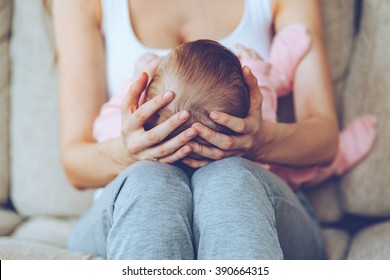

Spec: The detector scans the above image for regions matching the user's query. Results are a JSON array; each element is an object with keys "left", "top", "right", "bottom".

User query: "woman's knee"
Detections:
[
  {"left": 192, "top": 157, "right": 260, "bottom": 190},
  {"left": 115, "top": 161, "right": 192, "bottom": 212},
  {"left": 196, "top": 156, "right": 255, "bottom": 176},
  {"left": 191, "top": 157, "right": 283, "bottom": 259},
  {"left": 190, "top": 156, "right": 285, "bottom": 210}
]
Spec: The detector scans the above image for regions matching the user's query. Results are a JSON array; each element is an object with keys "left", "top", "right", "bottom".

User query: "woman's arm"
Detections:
[
  {"left": 261, "top": 0, "right": 338, "bottom": 165},
  {"left": 183, "top": 0, "right": 338, "bottom": 168},
  {"left": 54, "top": 0, "right": 197, "bottom": 189},
  {"left": 54, "top": 0, "right": 124, "bottom": 189}
]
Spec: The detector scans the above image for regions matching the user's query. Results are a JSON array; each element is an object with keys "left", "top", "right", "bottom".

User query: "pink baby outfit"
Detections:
[{"left": 93, "top": 24, "right": 377, "bottom": 189}]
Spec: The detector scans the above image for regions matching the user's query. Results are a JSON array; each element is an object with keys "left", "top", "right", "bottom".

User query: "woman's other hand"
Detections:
[
  {"left": 117, "top": 72, "right": 198, "bottom": 166},
  {"left": 182, "top": 66, "right": 265, "bottom": 168}
]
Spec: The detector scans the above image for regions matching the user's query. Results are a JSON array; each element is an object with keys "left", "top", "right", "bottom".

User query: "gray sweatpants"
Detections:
[{"left": 68, "top": 156, "right": 324, "bottom": 259}]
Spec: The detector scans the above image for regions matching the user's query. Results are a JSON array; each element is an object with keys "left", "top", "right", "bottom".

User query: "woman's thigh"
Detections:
[{"left": 191, "top": 156, "right": 324, "bottom": 260}]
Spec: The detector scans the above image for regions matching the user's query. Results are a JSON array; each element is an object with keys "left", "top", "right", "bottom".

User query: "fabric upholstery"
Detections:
[
  {"left": 0, "top": 0, "right": 11, "bottom": 205},
  {"left": 0, "top": 208, "right": 23, "bottom": 236},
  {"left": 320, "top": 0, "right": 355, "bottom": 111},
  {"left": 347, "top": 221, "right": 390, "bottom": 259},
  {"left": 11, "top": 216, "right": 77, "bottom": 248},
  {"left": 0, "top": 237, "right": 99, "bottom": 260},
  {"left": 305, "top": 180, "right": 344, "bottom": 223},
  {"left": 322, "top": 228, "right": 350, "bottom": 260},
  {"left": 341, "top": 0, "right": 390, "bottom": 216},
  {"left": 10, "top": 0, "right": 94, "bottom": 217}
]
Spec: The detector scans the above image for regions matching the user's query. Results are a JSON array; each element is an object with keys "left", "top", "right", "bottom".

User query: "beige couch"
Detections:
[{"left": 1, "top": 0, "right": 389, "bottom": 260}]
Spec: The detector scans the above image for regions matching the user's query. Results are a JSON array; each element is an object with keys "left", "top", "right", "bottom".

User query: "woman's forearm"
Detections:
[
  {"left": 61, "top": 138, "right": 134, "bottom": 190},
  {"left": 251, "top": 117, "right": 338, "bottom": 167}
]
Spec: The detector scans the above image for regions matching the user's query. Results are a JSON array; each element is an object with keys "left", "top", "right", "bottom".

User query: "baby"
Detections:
[
  {"left": 143, "top": 39, "right": 250, "bottom": 146},
  {"left": 93, "top": 24, "right": 377, "bottom": 189}
]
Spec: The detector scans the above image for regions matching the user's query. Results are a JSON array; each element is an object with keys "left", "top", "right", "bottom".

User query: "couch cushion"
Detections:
[
  {"left": 341, "top": 0, "right": 390, "bottom": 216},
  {"left": 347, "top": 220, "right": 390, "bottom": 259},
  {"left": 11, "top": 216, "right": 77, "bottom": 248},
  {"left": 305, "top": 180, "right": 344, "bottom": 223},
  {"left": 320, "top": 0, "right": 355, "bottom": 80},
  {"left": 0, "top": 0, "right": 11, "bottom": 205},
  {"left": 0, "top": 0, "right": 11, "bottom": 40},
  {"left": 322, "top": 228, "right": 350, "bottom": 260},
  {"left": 320, "top": 0, "right": 355, "bottom": 113},
  {"left": 0, "top": 237, "right": 99, "bottom": 260},
  {"left": 0, "top": 208, "right": 23, "bottom": 236},
  {"left": 10, "top": 0, "right": 94, "bottom": 217}
]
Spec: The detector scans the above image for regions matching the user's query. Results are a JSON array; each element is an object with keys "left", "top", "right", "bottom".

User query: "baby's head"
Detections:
[{"left": 144, "top": 40, "right": 249, "bottom": 145}]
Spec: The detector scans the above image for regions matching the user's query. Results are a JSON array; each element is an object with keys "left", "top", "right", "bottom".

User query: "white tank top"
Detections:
[{"left": 101, "top": 0, "right": 273, "bottom": 97}]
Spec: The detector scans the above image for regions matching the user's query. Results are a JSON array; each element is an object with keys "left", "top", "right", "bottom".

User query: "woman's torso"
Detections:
[{"left": 100, "top": 0, "right": 274, "bottom": 97}]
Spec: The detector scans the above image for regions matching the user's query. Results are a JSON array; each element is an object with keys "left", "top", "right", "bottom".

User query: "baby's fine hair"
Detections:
[{"left": 145, "top": 39, "right": 249, "bottom": 145}]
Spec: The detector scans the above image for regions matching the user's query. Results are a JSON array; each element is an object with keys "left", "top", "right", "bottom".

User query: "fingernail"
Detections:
[
  {"left": 186, "top": 129, "right": 196, "bottom": 138},
  {"left": 243, "top": 66, "right": 251, "bottom": 73},
  {"left": 179, "top": 110, "right": 189, "bottom": 120},
  {"left": 182, "top": 146, "right": 191, "bottom": 153},
  {"left": 210, "top": 112, "right": 219, "bottom": 120},
  {"left": 163, "top": 91, "right": 173, "bottom": 100}
]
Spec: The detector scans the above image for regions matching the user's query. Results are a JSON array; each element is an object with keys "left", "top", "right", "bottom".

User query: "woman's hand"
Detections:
[
  {"left": 182, "top": 66, "right": 265, "bottom": 168},
  {"left": 118, "top": 72, "right": 198, "bottom": 166}
]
